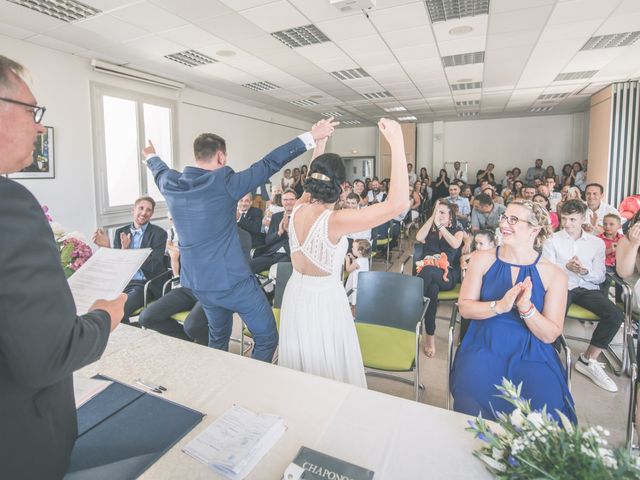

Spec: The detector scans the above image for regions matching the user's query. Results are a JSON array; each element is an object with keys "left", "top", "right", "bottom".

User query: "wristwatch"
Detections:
[{"left": 490, "top": 301, "right": 499, "bottom": 314}]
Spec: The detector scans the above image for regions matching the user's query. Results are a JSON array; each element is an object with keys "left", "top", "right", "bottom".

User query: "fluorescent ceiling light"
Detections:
[
  {"left": 165, "top": 50, "right": 217, "bottom": 67},
  {"left": 425, "top": 0, "right": 489, "bottom": 23},
  {"left": 271, "top": 24, "right": 329, "bottom": 48},
  {"left": 7, "top": 0, "right": 100, "bottom": 22}
]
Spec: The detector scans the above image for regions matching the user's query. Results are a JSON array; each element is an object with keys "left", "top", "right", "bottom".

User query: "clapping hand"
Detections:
[
  {"left": 515, "top": 276, "right": 533, "bottom": 311},
  {"left": 566, "top": 256, "right": 587, "bottom": 275},
  {"left": 628, "top": 223, "right": 640, "bottom": 246},
  {"left": 311, "top": 117, "right": 339, "bottom": 141},
  {"left": 120, "top": 232, "right": 132, "bottom": 249},
  {"left": 497, "top": 282, "right": 524, "bottom": 313},
  {"left": 92, "top": 228, "right": 110, "bottom": 248}
]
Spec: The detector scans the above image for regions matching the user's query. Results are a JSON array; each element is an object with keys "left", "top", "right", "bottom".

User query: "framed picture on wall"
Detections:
[{"left": 9, "top": 126, "right": 55, "bottom": 179}]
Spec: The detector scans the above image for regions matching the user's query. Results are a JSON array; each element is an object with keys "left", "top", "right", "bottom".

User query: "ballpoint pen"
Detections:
[{"left": 135, "top": 378, "right": 167, "bottom": 394}]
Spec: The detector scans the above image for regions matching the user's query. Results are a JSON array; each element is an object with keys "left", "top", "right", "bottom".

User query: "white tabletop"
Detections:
[{"left": 78, "top": 325, "right": 491, "bottom": 479}]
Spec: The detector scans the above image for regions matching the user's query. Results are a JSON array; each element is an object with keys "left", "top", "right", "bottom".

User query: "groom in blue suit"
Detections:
[{"left": 143, "top": 119, "right": 336, "bottom": 361}]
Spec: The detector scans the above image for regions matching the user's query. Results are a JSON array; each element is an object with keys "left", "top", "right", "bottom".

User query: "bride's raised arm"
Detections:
[{"left": 330, "top": 118, "right": 410, "bottom": 237}]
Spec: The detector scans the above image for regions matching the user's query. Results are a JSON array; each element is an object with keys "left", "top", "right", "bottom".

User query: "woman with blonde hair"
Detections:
[{"left": 450, "top": 200, "right": 575, "bottom": 423}]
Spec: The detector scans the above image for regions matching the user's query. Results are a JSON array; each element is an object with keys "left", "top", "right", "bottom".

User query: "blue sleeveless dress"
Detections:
[{"left": 450, "top": 248, "right": 576, "bottom": 423}]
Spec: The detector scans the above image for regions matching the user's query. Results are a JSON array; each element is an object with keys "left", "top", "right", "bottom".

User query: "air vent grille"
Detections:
[
  {"left": 397, "top": 115, "right": 417, "bottom": 121},
  {"left": 425, "top": 0, "right": 490, "bottom": 23},
  {"left": 554, "top": 71, "right": 598, "bottom": 81},
  {"left": 242, "top": 81, "right": 279, "bottom": 92},
  {"left": 342, "top": 120, "right": 361, "bottom": 125},
  {"left": 456, "top": 100, "right": 480, "bottom": 106},
  {"left": 384, "top": 106, "right": 407, "bottom": 112},
  {"left": 330, "top": 68, "right": 369, "bottom": 81},
  {"left": 290, "top": 99, "right": 319, "bottom": 107},
  {"left": 165, "top": 50, "right": 217, "bottom": 67},
  {"left": 451, "top": 81, "right": 482, "bottom": 91},
  {"left": 362, "top": 91, "right": 392, "bottom": 100},
  {"left": 7, "top": 0, "right": 100, "bottom": 22},
  {"left": 457, "top": 111, "right": 479, "bottom": 117},
  {"left": 529, "top": 106, "right": 554, "bottom": 112},
  {"left": 271, "top": 24, "right": 329, "bottom": 48},
  {"left": 581, "top": 31, "right": 640, "bottom": 50},
  {"left": 538, "top": 93, "right": 569, "bottom": 100},
  {"left": 442, "top": 51, "right": 484, "bottom": 67},
  {"left": 321, "top": 111, "right": 343, "bottom": 117}
]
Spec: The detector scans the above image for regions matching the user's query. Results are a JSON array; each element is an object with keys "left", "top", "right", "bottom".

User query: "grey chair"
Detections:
[
  {"left": 626, "top": 333, "right": 638, "bottom": 453},
  {"left": 353, "top": 271, "right": 429, "bottom": 401}
]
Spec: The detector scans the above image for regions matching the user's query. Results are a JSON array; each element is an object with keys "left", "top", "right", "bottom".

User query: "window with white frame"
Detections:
[{"left": 92, "top": 83, "right": 177, "bottom": 226}]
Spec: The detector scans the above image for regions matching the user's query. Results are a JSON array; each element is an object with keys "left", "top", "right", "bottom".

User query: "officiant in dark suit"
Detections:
[
  {"left": 250, "top": 188, "right": 297, "bottom": 274},
  {"left": 0, "top": 55, "right": 126, "bottom": 479},
  {"left": 92, "top": 196, "right": 168, "bottom": 323},
  {"left": 237, "top": 192, "right": 265, "bottom": 248},
  {"left": 143, "top": 119, "right": 337, "bottom": 362}
]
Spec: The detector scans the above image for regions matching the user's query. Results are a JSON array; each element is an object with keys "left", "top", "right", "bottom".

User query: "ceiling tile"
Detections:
[
  {"left": 194, "top": 12, "right": 266, "bottom": 41},
  {"left": 28, "top": 34, "right": 84, "bottom": 54},
  {"left": 123, "top": 35, "right": 185, "bottom": 56},
  {"left": 75, "top": 0, "right": 139, "bottom": 12},
  {"left": 0, "top": 1, "right": 65, "bottom": 33},
  {"left": 158, "top": 25, "right": 224, "bottom": 48},
  {"left": 41, "top": 24, "right": 115, "bottom": 51},
  {"left": 149, "top": 0, "right": 233, "bottom": 21},
  {"left": 218, "top": 0, "right": 277, "bottom": 10},
  {"left": 380, "top": 25, "right": 436, "bottom": 49},
  {"left": 547, "top": 0, "right": 621, "bottom": 26},
  {"left": 486, "top": 29, "right": 541, "bottom": 50},
  {"left": 239, "top": 1, "right": 309, "bottom": 32},
  {"left": 287, "top": 0, "right": 361, "bottom": 22},
  {"left": 564, "top": 49, "right": 627, "bottom": 71},
  {"left": 0, "top": 21, "right": 35, "bottom": 39},
  {"left": 596, "top": 11, "right": 640, "bottom": 36},
  {"left": 491, "top": 0, "right": 556, "bottom": 14},
  {"left": 393, "top": 44, "right": 440, "bottom": 62},
  {"left": 111, "top": 1, "right": 188, "bottom": 32},
  {"left": 444, "top": 63, "right": 485, "bottom": 82},
  {"left": 77, "top": 14, "right": 149, "bottom": 43},
  {"left": 490, "top": 5, "right": 555, "bottom": 34},
  {"left": 368, "top": 2, "right": 429, "bottom": 33},
  {"left": 315, "top": 12, "right": 376, "bottom": 41}
]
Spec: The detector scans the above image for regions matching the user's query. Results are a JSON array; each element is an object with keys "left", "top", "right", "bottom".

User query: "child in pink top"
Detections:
[{"left": 597, "top": 213, "right": 623, "bottom": 267}]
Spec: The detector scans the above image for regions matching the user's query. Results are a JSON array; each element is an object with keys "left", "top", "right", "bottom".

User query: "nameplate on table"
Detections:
[{"left": 285, "top": 446, "right": 375, "bottom": 480}]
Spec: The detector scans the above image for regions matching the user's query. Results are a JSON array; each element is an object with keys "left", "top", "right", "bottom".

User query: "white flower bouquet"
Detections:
[{"left": 466, "top": 378, "right": 640, "bottom": 479}]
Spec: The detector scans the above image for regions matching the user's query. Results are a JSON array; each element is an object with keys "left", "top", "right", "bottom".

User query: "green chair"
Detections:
[
  {"left": 372, "top": 225, "right": 393, "bottom": 267},
  {"left": 447, "top": 314, "right": 573, "bottom": 411},
  {"left": 241, "top": 262, "right": 293, "bottom": 359},
  {"left": 354, "top": 271, "right": 429, "bottom": 401},
  {"left": 564, "top": 272, "right": 632, "bottom": 376}
]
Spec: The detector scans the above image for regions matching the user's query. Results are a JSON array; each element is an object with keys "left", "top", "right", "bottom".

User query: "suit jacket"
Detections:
[
  {"left": 237, "top": 206, "right": 264, "bottom": 247},
  {"left": 260, "top": 211, "right": 290, "bottom": 257},
  {"left": 146, "top": 136, "right": 310, "bottom": 292},
  {"left": 0, "top": 177, "right": 111, "bottom": 479},
  {"left": 113, "top": 223, "right": 168, "bottom": 297}
]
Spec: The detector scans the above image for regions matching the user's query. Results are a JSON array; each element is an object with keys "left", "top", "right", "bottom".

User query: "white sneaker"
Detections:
[{"left": 575, "top": 355, "right": 618, "bottom": 393}]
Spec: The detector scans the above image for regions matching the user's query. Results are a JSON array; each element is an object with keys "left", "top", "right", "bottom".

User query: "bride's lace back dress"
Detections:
[{"left": 278, "top": 204, "right": 367, "bottom": 387}]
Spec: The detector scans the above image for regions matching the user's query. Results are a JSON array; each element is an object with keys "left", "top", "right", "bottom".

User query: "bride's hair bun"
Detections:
[{"left": 304, "top": 153, "right": 345, "bottom": 203}]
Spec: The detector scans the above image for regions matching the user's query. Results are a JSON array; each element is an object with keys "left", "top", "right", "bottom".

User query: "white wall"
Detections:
[
  {"left": 328, "top": 126, "right": 377, "bottom": 158},
  {"left": 4, "top": 35, "right": 316, "bottom": 238}
]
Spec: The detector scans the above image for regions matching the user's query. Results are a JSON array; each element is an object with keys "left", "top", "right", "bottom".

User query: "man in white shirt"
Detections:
[
  {"left": 367, "top": 179, "right": 386, "bottom": 204},
  {"left": 451, "top": 161, "right": 467, "bottom": 183},
  {"left": 445, "top": 184, "right": 471, "bottom": 224},
  {"left": 584, "top": 183, "right": 623, "bottom": 235},
  {"left": 407, "top": 163, "right": 417, "bottom": 185},
  {"left": 542, "top": 199, "right": 623, "bottom": 392},
  {"left": 538, "top": 183, "right": 561, "bottom": 212}
]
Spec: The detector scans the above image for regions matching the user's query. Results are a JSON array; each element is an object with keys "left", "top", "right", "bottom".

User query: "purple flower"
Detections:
[
  {"left": 478, "top": 433, "right": 490, "bottom": 443},
  {"left": 508, "top": 456, "right": 519, "bottom": 467}
]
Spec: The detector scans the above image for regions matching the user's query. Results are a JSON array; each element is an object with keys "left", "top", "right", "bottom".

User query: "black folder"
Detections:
[{"left": 65, "top": 376, "right": 204, "bottom": 479}]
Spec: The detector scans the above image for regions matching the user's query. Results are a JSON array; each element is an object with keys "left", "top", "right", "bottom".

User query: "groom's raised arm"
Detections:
[{"left": 225, "top": 118, "right": 338, "bottom": 201}]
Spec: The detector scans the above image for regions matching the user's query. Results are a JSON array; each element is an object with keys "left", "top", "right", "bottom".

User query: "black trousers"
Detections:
[
  {"left": 249, "top": 253, "right": 289, "bottom": 275},
  {"left": 418, "top": 266, "right": 457, "bottom": 335},
  {"left": 567, "top": 287, "right": 624, "bottom": 349},
  {"left": 123, "top": 280, "right": 146, "bottom": 324},
  {"left": 138, "top": 287, "right": 208, "bottom": 344}
]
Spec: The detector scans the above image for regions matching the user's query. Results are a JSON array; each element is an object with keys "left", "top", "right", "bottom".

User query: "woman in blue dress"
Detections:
[{"left": 450, "top": 199, "right": 576, "bottom": 423}]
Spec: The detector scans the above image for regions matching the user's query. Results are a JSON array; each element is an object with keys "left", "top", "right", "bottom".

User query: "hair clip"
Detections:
[{"left": 310, "top": 172, "right": 331, "bottom": 182}]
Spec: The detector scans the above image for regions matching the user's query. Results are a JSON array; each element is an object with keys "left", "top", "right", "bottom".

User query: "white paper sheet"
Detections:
[
  {"left": 183, "top": 405, "right": 286, "bottom": 480},
  {"left": 67, "top": 247, "right": 151, "bottom": 315},
  {"left": 73, "top": 373, "right": 112, "bottom": 408}
]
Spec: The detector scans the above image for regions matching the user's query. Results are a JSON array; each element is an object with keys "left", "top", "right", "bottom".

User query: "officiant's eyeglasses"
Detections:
[{"left": 0, "top": 97, "right": 46, "bottom": 124}]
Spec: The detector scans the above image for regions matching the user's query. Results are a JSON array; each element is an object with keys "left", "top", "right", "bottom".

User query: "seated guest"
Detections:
[
  {"left": 521, "top": 185, "right": 536, "bottom": 201},
  {"left": 407, "top": 162, "right": 417, "bottom": 184},
  {"left": 542, "top": 178, "right": 562, "bottom": 210},
  {"left": 344, "top": 193, "right": 372, "bottom": 246},
  {"left": 93, "top": 196, "right": 168, "bottom": 323},
  {"left": 543, "top": 200, "right": 623, "bottom": 392},
  {"left": 251, "top": 180, "right": 270, "bottom": 212},
  {"left": 619, "top": 194, "right": 640, "bottom": 221},
  {"left": 481, "top": 184, "right": 503, "bottom": 205},
  {"left": 262, "top": 185, "right": 283, "bottom": 233},
  {"left": 345, "top": 239, "right": 372, "bottom": 308},
  {"left": 584, "top": 183, "right": 623, "bottom": 235},
  {"left": 432, "top": 169, "right": 450, "bottom": 201},
  {"left": 533, "top": 193, "right": 559, "bottom": 230},
  {"left": 511, "top": 167, "right": 522, "bottom": 182},
  {"left": 475, "top": 163, "right": 495, "bottom": 187},
  {"left": 473, "top": 178, "right": 490, "bottom": 196},
  {"left": 281, "top": 168, "right": 293, "bottom": 190},
  {"left": 560, "top": 163, "right": 573, "bottom": 186},
  {"left": 512, "top": 179, "right": 524, "bottom": 198},
  {"left": 501, "top": 187, "right": 514, "bottom": 206},
  {"left": 451, "top": 200, "right": 576, "bottom": 423},
  {"left": 138, "top": 240, "right": 208, "bottom": 344},
  {"left": 237, "top": 192, "right": 265, "bottom": 247},
  {"left": 525, "top": 158, "right": 544, "bottom": 183},
  {"left": 572, "top": 161, "right": 587, "bottom": 190},
  {"left": 353, "top": 179, "right": 368, "bottom": 207},
  {"left": 471, "top": 193, "right": 506, "bottom": 232},
  {"left": 598, "top": 214, "right": 623, "bottom": 268},
  {"left": 410, "top": 180, "right": 423, "bottom": 222},
  {"left": 451, "top": 161, "right": 467, "bottom": 183},
  {"left": 367, "top": 178, "right": 386, "bottom": 204},
  {"left": 545, "top": 165, "right": 560, "bottom": 186},
  {"left": 500, "top": 169, "right": 512, "bottom": 189},
  {"left": 461, "top": 184, "right": 474, "bottom": 205},
  {"left": 460, "top": 229, "right": 496, "bottom": 271},
  {"left": 445, "top": 183, "right": 471, "bottom": 224},
  {"left": 249, "top": 188, "right": 297, "bottom": 274},
  {"left": 415, "top": 200, "right": 464, "bottom": 357}
]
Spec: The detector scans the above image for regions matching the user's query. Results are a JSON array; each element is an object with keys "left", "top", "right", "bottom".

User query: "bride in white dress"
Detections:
[{"left": 278, "top": 118, "right": 410, "bottom": 387}]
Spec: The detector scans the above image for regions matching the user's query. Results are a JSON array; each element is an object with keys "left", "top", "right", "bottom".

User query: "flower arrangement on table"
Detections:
[
  {"left": 466, "top": 378, "right": 640, "bottom": 479},
  {"left": 43, "top": 205, "right": 93, "bottom": 278}
]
